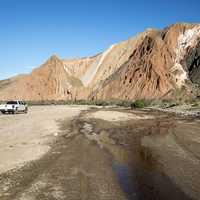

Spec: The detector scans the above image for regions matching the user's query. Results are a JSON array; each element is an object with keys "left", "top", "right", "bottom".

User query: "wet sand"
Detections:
[{"left": 0, "top": 106, "right": 200, "bottom": 200}]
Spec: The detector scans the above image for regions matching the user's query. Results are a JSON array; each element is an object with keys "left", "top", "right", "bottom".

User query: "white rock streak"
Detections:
[
  {"left": 81, "top": 44, "right": 116, "bottom": 86},
  {"left": 172, "top": 25, "right": 200, "bottom": 87},
  {"left": 175, "top": 25, "right": 200, "bottom": 63},
  {"left": 63, "top": 65, "right": 71, "bottom": 75}
]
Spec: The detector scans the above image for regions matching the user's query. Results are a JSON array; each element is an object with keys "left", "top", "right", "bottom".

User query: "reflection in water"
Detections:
[{"left": 112, "top": 161, "right": 138, "bottom": 200}]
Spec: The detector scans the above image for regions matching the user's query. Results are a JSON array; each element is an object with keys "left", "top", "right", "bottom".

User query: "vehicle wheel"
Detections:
[
  {"left": 1, "top": 111, "right": 5, "bottom": 114},
  {"left": 24, "top": 108, "right": 28, "bottom": 114},
  {"left": 12, "top": 108, "right": 17, "bottom": 114},
  {"left": 14, "top": 108, "right": 18, "bottom": 114}
]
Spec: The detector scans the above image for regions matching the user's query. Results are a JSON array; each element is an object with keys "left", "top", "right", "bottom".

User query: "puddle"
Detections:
[{"left": 112, "top": 161, "right": 138, "bottom": 200}]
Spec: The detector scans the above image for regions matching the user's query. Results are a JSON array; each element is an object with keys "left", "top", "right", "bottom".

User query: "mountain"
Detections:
[
  {"left": 0, "top": 23, "right": 200, "bottom": 102},
  {"left": 0, "top": 55, "right": 83, "bottom": 101}
]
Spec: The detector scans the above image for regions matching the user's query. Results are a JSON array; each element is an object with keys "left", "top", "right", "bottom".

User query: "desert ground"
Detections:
[{"left": 0, "top": 105, "right": 200, "bottom": 200}]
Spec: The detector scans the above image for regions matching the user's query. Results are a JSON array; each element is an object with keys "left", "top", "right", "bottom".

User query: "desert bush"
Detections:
[{"left": 131, "top": 99, "right": 146, "bottom": 109}]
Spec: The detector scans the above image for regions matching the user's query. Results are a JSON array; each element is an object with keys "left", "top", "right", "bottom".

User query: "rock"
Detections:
[{"left": 0, "top": 23, "right": 200, "bottom": 101}]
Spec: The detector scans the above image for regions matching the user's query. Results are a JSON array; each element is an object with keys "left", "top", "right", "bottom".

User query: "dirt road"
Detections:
[{"left": 0, "top": 106, "right": 200, "bottom": 200}]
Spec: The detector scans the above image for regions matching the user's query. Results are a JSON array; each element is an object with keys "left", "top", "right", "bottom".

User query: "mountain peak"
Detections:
[
  {"left": 44, "top": 54, "right": 63, "bottom": 67},
  {"left": 49, "top": 54, "right": 60, "bottom": 61}
]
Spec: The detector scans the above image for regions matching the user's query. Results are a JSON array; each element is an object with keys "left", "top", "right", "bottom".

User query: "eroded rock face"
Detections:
[
  {"left": 90, "top": 31, "right": 174, "bottom": 100},
  {"left": 90, "top": 24, "right": 200, "bottom": 101},
  {"left": 181, "top": 40, "right": 200, "bottom": 85},
  {"left": 0, "top": 55, "right": 83, "bottom": 101},
  {"left": 0, "top": 23, "right": 200, "bottom": 101}
]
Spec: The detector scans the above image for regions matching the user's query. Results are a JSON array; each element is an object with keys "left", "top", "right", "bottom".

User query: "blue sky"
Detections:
[{"left": 0, "top": 0, "right": 200, "bottom": 80}]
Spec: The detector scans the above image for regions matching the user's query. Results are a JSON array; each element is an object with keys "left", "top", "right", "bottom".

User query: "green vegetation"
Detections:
[
  {"left": 130, "top": 99, "right": 147, "bottom": 109},
  {"left": 25, "top": 100, "right": 111, "bottom": 106},
  {"left": 1, "top": 96, "right": 200, "bottom": 109},
  {"left": 24, "top": 99, "right": 132, "bottom": 107}
]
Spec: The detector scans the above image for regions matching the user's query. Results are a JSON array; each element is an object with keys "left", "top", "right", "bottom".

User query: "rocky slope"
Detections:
[
  {"left": 0, "top": 55, "right": 83, "bottom": 101},
  {"left": 0, "top": 23, "right": 200, "bottom": 101},
  {"left": 90, "top": 23, "right": 200, "bottom": 100}
]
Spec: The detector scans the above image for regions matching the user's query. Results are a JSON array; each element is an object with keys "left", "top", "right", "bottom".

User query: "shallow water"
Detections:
[
  {"left": 112, "top": 161, "right": 138, "bottom": 200},
  {"left": 85, "top": 109, "right": 200, "bottom": 200}
]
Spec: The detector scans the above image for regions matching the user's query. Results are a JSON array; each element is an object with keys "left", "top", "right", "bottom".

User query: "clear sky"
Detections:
[{"left": 0, "top": 0, "right": 200, "bottom": 80}]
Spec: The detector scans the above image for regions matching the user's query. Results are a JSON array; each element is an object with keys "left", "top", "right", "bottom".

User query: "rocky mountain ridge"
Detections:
[{"left": 0, "top": 23, "right": 200, "bottom": 101}]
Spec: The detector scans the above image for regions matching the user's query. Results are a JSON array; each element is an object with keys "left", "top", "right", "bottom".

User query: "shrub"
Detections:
[{"left": 131, "top": 99, "right": 146, "bottom": 109}]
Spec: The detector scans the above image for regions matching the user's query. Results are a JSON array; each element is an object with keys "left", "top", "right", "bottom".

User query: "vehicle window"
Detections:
[{"left": 7, "top": 101, "right": 18, "bottom": 105}]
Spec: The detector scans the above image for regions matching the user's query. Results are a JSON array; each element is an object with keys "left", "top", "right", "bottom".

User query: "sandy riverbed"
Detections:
[
  {"left": 0, "top": 105, "right": 87, "bottom": 174},
  {"left": 0, "top": 106, "right": 199, "bottom": 200},
  {"left": 87, "top": 110, "right": 154, "bottom": 121}
]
